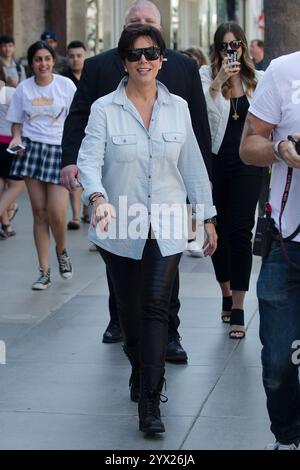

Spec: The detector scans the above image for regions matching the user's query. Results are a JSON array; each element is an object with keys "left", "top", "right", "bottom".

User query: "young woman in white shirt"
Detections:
[
  {"left": 200, "top": 23, "right": 263, "bottom": 339},
  {"left": 6, "top": 41, "right": 76, "bottom": 290}
]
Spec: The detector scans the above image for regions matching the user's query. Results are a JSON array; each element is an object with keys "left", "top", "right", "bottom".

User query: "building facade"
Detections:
[{"left": 0, "top": 0, "right": 264, "bottom": 59}]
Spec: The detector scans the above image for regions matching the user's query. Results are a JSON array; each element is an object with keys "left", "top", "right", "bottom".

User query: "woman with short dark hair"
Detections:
[{"left": 78, "top": 24, "right": 217, "bottom": 435}]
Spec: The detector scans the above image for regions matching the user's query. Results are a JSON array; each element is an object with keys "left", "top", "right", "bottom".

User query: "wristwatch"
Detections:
[
  {"left": 272, "top": 140, "right": 285, "bottom": 162},
  {"left": 204, "top": 217, "right": 217, "bottom": 226}
]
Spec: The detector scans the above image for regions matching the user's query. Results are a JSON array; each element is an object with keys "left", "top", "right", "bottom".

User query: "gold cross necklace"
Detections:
[{"left": 231, "top": 97, "right": 239, "bottom": 120}]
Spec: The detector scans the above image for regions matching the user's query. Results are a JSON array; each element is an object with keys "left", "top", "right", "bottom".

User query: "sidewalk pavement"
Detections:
[{"left": 0, "top": 192, "right": 273, "bottom": 450}]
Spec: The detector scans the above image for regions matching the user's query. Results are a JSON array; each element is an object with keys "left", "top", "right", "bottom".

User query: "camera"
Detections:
[
  {"left": 226, "top": 49, "right": 238, "bottom": 63},
  {"left": 287, "top": 135, "right": 300, "bottom": 155}
]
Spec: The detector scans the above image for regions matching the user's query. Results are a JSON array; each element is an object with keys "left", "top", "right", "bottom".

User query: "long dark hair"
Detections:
[{"left": 211, "top": 22, "right": 257, "bottom": 99}]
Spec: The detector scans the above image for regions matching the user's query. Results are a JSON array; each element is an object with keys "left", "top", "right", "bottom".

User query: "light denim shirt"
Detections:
[{"left": 78, "top": 78, "right": 216, "bottom": 260}]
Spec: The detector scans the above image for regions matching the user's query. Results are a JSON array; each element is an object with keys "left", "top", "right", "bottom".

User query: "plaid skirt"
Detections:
[{"left": 10, "top": 137, "right": 62, "bottom": 184}]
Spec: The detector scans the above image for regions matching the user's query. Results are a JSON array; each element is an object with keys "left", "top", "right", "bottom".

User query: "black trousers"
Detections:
[
  {"left": 212, "top": 158, "right": 262, "bottom": 291},
  {"left": 108, "top": 267, "right": 180, "bottom": 339},
  {"left": 99, "top": 240, "right": 181, "bottom": 368}
]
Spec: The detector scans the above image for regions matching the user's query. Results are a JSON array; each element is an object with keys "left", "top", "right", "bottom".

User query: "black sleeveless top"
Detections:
[{"left": 216, "top": 95, "right": 261, "bottom": 175}]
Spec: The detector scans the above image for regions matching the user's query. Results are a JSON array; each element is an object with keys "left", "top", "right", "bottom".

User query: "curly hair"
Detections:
[{"left": 211, "top": 22, "right": 257, "bottom": 99}]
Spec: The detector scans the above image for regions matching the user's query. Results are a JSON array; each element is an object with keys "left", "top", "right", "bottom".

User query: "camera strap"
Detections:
[{"left": 278, "top": 167, "right": 300, "bottom": 270}]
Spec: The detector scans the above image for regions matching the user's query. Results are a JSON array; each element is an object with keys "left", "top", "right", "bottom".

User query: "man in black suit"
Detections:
[{"left": 61, "top": 0, "right": 212, "bottom": 363}]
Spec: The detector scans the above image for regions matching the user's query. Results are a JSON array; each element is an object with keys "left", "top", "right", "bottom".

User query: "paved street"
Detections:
[{"left": 0, "top": 191, "right": 273, "bottom": 450}]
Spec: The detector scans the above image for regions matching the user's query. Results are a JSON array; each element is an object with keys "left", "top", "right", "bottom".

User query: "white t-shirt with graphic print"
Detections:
[
  {"left": 249, "top": 51, "right": 300, "bottom": 242},
  {"left": 6, "top": 74, "right": 76, "bottom": 145}
]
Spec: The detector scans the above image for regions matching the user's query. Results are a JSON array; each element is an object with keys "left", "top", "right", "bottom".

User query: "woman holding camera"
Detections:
[
  {"left": 6, "top": 41, "right": 76, "bottom": 289},
  {"left": 200, "top": 22, "right": 263, "bottom": 339}
]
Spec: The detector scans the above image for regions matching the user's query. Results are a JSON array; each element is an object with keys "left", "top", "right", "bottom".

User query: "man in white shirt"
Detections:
[{"left": 240, "top": 51, "right": 300, "bottom": 450}]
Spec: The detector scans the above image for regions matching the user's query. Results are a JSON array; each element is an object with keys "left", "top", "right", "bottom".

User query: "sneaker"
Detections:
[
  {"left": 32, "top": 269, "right": 51, "bottom": 290},
  {"left": 186, "top": 240, "right": 205, "bottom": 258},
  {"left": 265, "top": 441, "right": 299, "bottom": 450},
  {"left": 56, "top": 248, "right": 73, "bottom": 279}
]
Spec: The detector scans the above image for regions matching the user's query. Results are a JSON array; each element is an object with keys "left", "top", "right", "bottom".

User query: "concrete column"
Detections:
[
  {"left": 179, "top": 0, "right": 200, "bottom": 49},
  {"left": 156, "top": 0, "right": 171, "bottom": 47},
  {"left": 67, "top": 0, "right": 86, "bottom": 44},
  {"left": 13, "top": 0, "right": 46, "bottom": 59},
  {"left": 0, "top": 0, "right": 13, "bottom": 37},
  {"left": 45, "top": 0, "right": 67, "bottom": 54}
]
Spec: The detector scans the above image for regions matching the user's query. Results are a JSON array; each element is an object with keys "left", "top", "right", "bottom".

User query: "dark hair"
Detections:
[
  {"left": 183, "top": 47, "right": 208, "bottom": 67},
  {"left": 211, "top": 22, "right": 257, "bottom": 99},
  {"left": 251, "top": 39, "right": 264, "bottom": 49},
  {"left": 27, "top": 41, "right": 56, "bottom": 68},
  {"left": 118, "top": 24, "right": 165, "bottom": 61},
  {"left": 67, "top": 40, "right": 86, "bottom": 51},
  {"left": 0, "top": 34, "right": 15, "bottom": 45}
]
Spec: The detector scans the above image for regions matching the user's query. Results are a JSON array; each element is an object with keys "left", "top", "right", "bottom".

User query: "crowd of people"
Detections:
[{"left": 0, "top": 0, "right": 299, "bottom": 450}]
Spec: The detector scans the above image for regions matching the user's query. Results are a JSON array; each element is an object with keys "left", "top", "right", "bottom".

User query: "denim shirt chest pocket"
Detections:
[
  {"left": 162, "top": 132, "right": 185, "bottom": 161},
  {"left": 111, "top": 134, "right": 137, "bottom": 162}
]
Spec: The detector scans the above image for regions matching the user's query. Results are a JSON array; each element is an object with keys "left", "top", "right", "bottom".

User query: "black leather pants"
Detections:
[
  {"left": 108, "top": 268, "right": 181, "bottom": 338},
  {"left": 98, "top": 239, "right": 181, "bottom": 369}
]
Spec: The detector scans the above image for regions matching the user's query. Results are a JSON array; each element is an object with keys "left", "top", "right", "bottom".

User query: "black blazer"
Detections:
[{"left": 61, "top": 48, "right": 212, "bottom": 177}]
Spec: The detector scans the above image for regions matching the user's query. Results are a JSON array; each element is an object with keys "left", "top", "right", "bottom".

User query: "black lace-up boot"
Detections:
[{"left": 138, "top": 366, "right": 168, "bottom": 435}]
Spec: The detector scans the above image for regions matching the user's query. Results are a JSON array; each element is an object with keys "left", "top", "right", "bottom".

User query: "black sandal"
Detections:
[
  {"left": 229, "top": 309, "right": 245, "bottom": 339},
  {"left": 221, "top": 296, "right": 232, "bottom": 323},
  {"left": 1, "top": 224, "right": 16, "bottom": 237},
  {"left": 67, "top": 219, "right": 81, "bottom": 230},
  {"left": 0, "top": 228, "right": 7, "bottom": 240},
  {"left": 80, "top": 215, "right": 90, "bottom": 224}
]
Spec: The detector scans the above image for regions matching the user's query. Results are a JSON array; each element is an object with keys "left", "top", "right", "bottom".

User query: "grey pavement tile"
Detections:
[
  {"left": 200, "top": 367, "right": 268, "bottom": 419},
  {"left": 176, "top": 327, "right": 238, "bottom": 366},
  {"left": 0, "top": 323, "right": 32, "bottom": 345},
  {"left": 6, "top": 295, "right": 121, "bottom": 364},
  {"left": 179, "top": 254, "right": 215, "bottom": 274},
  {"left": 0, "top": 412, "right": 194, "bottom": 450},
  {"left": 178, "top": 297, "right": 258, "bottom": 329},
  {"left": 0, "top": 362, "right": 137, "bottom": 415},
  {"left": 224, "top": 330, "right": 262, "bottom": 373},
  {"left": 182, "top": 416, "right": 273, "bottom": 450},
  {"left": 165, "top": 365, "right": 223, "bottom": 416},
  {"left": 0, "top": 359, "right": 221, "bottom": 418}
]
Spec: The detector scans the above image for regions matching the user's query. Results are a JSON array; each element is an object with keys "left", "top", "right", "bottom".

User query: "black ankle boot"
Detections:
[
  {"left": 123, "top": 344, "right": 140, "bottom": 402},
  {"left": 139, "top": 367, "right": 168, "bottom": 435}
]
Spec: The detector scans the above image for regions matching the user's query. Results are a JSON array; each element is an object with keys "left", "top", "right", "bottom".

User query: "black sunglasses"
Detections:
[
  {"left": 219, "top": 40, "right": 242, "bottom": 52},
  {"left": 125, "top": 46, "right": 161, "bottom": 62}
]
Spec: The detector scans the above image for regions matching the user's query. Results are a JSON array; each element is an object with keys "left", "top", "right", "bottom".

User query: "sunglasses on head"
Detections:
[
  {"left": 125, "top": 46, "right": 161, "bottom": 62},
  {"left": 219, "top": 40, "right": 242, "bottom": 52}
]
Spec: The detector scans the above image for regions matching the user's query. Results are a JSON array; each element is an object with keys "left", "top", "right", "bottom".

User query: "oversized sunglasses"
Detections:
[
  {"left": 125, "top": 46, "right": 161, "bottom": 62},
  {"left": 219, "top": 40, "right": 242, "bottom": 52}
]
